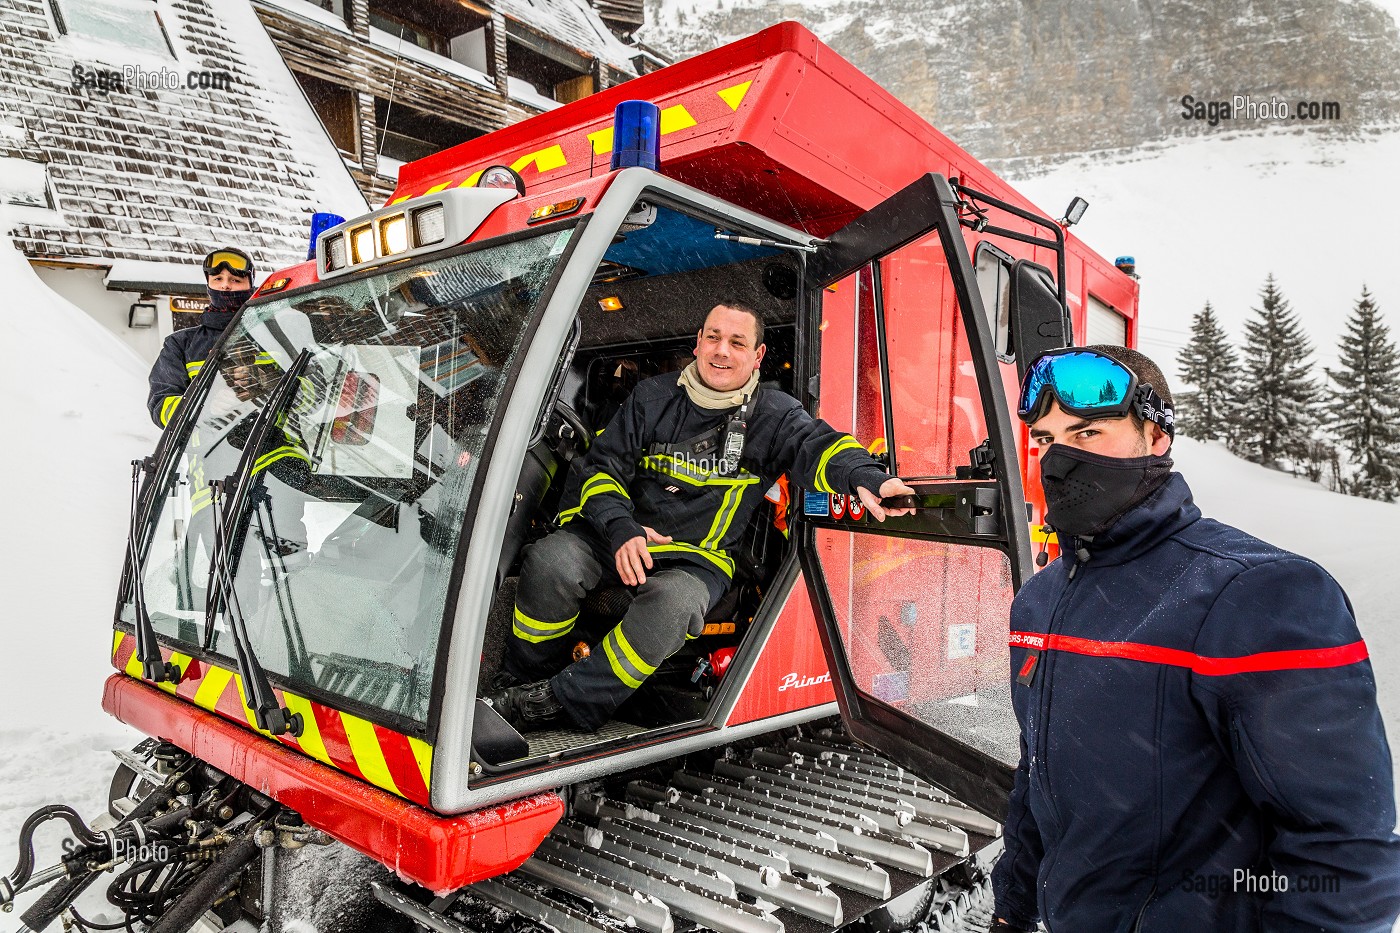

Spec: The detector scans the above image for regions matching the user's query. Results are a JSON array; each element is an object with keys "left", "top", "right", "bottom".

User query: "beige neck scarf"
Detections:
[{"left": 677, "top": 361, "right": 760, "bottom": 410}]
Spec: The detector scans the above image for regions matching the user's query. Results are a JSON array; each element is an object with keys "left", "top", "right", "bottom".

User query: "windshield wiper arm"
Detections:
[
  {"left": 205, "top": 349, "right": 314, "bottom": 737},
  {"left": 126, "top": 457, "right": 181, "bottom": 683}
]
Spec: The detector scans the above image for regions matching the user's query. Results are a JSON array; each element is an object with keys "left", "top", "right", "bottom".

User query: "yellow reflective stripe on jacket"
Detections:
[
  {"left": 602, "top": 626, "right": 656, "bottom": 689},
  {"left": 647, "top": 542, "right": 735, "bottom": 578},
  {"left": 159, "top": 395, "right": 182, "bottom": 426},
  {"left": 814, "top": 436, "right": 865, "bottom": 494},
  {"left": 254, "top": 352, "right": 277, "bottom": 365},
  {"left": 251, "top": 445, "right": 310, "bottom": 475},
  {"left": 640, "top": 453, "right": 759, "bottom": 488},
  {"left": 702, "top": 482, "right": 747, "bottom": 550},
  {"left": 512, "top": 606, "right": 577, "bottom": 643},
  {"left": 184, "top": 360, "right": 204, "bottom": 377},
  {"left": 559, "top": 472, "right": 629, "bottom": 525}
]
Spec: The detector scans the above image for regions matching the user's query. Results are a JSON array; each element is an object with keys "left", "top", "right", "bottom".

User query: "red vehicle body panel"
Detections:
[{"left": 119, "top": 19, "right": 1140, "bottom": 888}]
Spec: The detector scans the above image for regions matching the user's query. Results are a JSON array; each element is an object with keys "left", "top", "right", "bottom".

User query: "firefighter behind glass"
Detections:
[
  {"left": 488, "top": 302, "right": 915, "bottom": 732},
  {"left": 990, "top": 346, "right": 1400, "bottom": 933}
]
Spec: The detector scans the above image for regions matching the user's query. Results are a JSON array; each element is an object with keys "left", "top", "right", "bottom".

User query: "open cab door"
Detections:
[{"left": 797, "top": 174, "right": 1035, "bottom": 820}]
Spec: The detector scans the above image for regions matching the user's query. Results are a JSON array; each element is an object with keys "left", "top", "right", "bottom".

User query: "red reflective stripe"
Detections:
[{"left": 1008, "top": 631, "right": 1368, "bottom": 676}]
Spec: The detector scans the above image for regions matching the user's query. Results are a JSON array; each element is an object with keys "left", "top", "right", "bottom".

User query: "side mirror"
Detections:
[{"left": 1009, "top": 259, "right": 1071, "bottom": 383}]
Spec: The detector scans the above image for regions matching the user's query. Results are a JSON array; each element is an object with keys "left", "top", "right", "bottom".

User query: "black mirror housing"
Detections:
[{"left": 1009, "top": 259, "right": 1071, "bottom": 383}]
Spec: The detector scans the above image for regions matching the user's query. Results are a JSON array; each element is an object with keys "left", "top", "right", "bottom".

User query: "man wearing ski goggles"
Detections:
[
  {"left": 991, "top": 346, "right": 1399, "bottom": 933},
  {"left": 202, "top": 247, "right": 254, "bottom": 279},
  {"left": 147, "top": 246, "right": 258, "bottom": 427}
]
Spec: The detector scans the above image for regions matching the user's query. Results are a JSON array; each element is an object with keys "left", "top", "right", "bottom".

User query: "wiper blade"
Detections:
[
  {"left": 126, "top": 457, "right": 181, "bottom": 683},
  {"left": 205, "top": 348, "right": 314, "bottom": 737}
]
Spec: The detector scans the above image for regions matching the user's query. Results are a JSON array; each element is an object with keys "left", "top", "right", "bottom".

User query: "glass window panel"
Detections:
[
  {"left": 879, "top": 230, "right": 990, "bottom": 478},
  {"left": 815, "top": 527, "right": 1019, "bottom": 767},
  {"left": 53, "top": 0, "right": 173, "bottom": 55},
  {"left": 125, "top": 229, "right": 573, "bottom": 723}
]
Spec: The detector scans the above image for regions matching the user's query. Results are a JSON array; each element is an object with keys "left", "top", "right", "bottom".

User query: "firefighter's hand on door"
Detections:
[
  {"left": 616, "top": 527, "right": 673, "bottom": 586},
  {"left": 860, "top": 477, "right": 918, "bottom": 521}
]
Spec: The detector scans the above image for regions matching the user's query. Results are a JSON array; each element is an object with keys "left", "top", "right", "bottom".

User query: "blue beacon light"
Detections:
[
  {"left": 308, "top": 211, "right": 347, "bottom": 260},
  {"left": 611, "top": 100, "right": 661, "bottom": 171}
]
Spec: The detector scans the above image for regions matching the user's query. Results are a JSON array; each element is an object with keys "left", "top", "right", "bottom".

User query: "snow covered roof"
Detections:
[
  {"left": 0, "top": 0, "right": 366, "bottom": 284},
  {"left": 492, "top": 0, "right": 642, "bottom": 72}
]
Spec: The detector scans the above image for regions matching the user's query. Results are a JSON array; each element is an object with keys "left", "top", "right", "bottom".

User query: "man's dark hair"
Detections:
[
  {"left": 1084, "top": 344, "right": 1175, "bottom": 429},
  {"left": 704, "top": 301, "right": 765, "bottom": 347}
]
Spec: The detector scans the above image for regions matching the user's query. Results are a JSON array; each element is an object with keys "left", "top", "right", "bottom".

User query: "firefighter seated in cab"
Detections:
[{"left": 488, "top": 302, "right": 916, "bottom": 732}]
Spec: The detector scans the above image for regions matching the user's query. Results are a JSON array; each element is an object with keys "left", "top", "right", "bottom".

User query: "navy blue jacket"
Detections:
[
  {"left": 146, "top": 309, "right": 234, "bottom": 427},
  {"left": 992, "top": 472, "right": 1400, "bottom": 932}
]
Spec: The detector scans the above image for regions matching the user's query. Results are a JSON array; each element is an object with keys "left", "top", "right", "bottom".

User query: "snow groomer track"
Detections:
[{"left": 373, "top": 731, "right": 1002, "bottom": 933}]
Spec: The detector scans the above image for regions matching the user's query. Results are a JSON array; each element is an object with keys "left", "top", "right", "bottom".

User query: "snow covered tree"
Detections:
[
  {"left": 1234, "top": 276, "right": 1321, "bottom": 470},
  {"left": 1326, "top": 287, "right": 1400, "bottom": 501},
  {"left": 1175, "top": 302, "right": 1240, "bottom": 443}
]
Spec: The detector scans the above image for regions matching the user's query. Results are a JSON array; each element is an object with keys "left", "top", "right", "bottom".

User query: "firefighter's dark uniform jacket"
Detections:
[
  {"left": 146, "top": 309, "right": 235, "bottom": 427},
  {"left": 992, "top": 473, "right": 1400, "bottom": 933},
  {"left": 556, "top": 372, "right": 888, "bottom": 585}
]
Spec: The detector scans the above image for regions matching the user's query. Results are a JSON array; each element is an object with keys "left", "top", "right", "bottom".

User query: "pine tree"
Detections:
[
  {"left": 1326, "top": 286, "right": 1400, "bottom": 501},
  {"left": 1175, "top": 302, "right": 1240, "bottom": 442},
  {"left": 1234, "top": 276, "right": 1320, "bottom": 469}
]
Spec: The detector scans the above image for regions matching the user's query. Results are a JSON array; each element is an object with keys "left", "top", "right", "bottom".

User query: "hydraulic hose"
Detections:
[
  {"left": 1, "top": 806, "right": 104, "bottom": 908},
  {"left": 146, "top": 832, "right": 261, "bottom": 933}
]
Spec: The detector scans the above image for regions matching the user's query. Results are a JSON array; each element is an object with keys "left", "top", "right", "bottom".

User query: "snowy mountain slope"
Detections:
[
  {"left": 1011, "top": 127, "right": 1400, "bottom": 379},
  {"left": 643, "top": 0, "right": 1400, "bottom": 164}
]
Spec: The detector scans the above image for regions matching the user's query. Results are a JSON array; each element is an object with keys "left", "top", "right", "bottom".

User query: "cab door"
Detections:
[{"left": 797, "top": 173, "right": 1034, "bottom": 820}]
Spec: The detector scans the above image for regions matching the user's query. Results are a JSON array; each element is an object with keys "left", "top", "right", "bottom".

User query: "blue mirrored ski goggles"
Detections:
[{"left": 1018, "top": 348, "right": 1175, "bottom": 436}]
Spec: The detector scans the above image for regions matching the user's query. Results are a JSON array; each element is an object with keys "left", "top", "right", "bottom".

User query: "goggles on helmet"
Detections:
[
  {"left": 203, "top": 248, "right": 253, "bottom": 279},
  {"left": 1018, "top": 347, "right": 1175, "bottom": 437}
]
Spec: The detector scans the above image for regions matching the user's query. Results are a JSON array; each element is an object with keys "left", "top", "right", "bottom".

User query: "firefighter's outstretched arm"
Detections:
[{"left": 763, "top": 398, "right": 913, "bottom": 518}]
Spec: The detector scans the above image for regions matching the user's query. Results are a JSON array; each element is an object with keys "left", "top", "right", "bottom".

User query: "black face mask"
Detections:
[
  {"left": 1039, "top": 443, "right": 1173, "bottom": 537},
  {"left": 207, "top": 287, "right": 253, "bottom": 314}
]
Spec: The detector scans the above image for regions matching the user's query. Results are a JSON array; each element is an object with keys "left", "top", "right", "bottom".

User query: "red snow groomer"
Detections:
[{"left": 4, "top": 22, "right": 1136, "bottom": 933}]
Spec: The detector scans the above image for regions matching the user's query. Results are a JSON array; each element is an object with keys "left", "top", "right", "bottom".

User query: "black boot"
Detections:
[{"left": 487, "top": 680, "right": 572, "bottom": 732}]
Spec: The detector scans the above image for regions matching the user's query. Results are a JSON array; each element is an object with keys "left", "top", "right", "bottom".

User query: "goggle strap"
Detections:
[{"left": 1135, "top": 385, "right": 1176, "bottom": 437}]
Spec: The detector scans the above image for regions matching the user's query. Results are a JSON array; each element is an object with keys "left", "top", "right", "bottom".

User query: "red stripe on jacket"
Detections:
[{"left": 1008, "top": 631, "right": 1368, "bottom": 675}]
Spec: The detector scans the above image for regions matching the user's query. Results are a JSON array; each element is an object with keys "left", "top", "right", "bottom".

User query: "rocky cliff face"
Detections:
[{"left": 641, "top": 0, "right": 1400, "bottom": 172}]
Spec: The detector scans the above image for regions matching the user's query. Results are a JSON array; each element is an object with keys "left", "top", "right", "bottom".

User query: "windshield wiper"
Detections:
[
  {"left": 205, "top": 349, "right": 314, "bottom": 737},
  {"left": 125, "top": 457, "right": 181, "bottom": 683}
]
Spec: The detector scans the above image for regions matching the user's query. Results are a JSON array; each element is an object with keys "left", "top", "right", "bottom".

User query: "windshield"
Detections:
[{"left": 123, "top": 228, "right": 573, "bottom": 723}]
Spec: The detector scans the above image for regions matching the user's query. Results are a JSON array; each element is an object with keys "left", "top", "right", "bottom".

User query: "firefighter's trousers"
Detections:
[{"left": 504, "top": 529, "right": 723, "bottom": 731}]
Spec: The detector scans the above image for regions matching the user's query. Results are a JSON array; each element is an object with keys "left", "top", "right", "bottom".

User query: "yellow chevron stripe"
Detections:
[
  {"left": 124, "top": 643, "right": 144, "bottom": 678},
  {"left": 193, "top": 666, "right": 233, "bottom": 711},
  {"left": 281, "top": 692, "right": 332, "bottom": 765},
  {"left": 156, "top": 652, "right": 191, "bottom": 695},
  {"left": 232, "top": 675, "right": 274, "bottom": 737},
  {"left": 112, "top": 630, "right": 124, "bottom": 659},
  {"left": 341, "top": 713, "right": 401, "bottom": 797},
  {"left": 407, "top": 737, "right": 433, "bottom": 792}
]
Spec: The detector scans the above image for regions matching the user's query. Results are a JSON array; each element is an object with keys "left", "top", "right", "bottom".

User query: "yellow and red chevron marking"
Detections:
[
  {"left": 388, "top": 75, "right": 757, "bottom": 205},
  {"left": 111, "top": 631, "right": 433, "bottom": 807}
]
